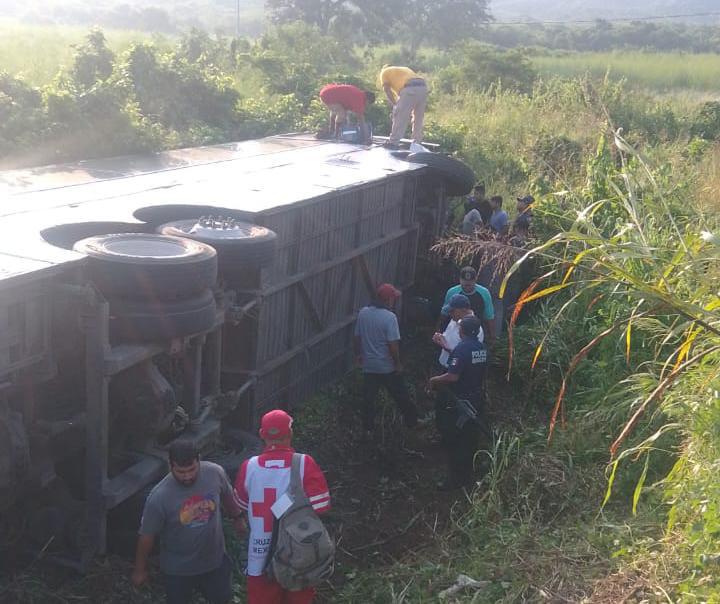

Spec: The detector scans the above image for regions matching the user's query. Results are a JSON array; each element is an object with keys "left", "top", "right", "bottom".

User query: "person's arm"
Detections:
[
  {"left": 429, "top": 371, "right": 460, "bottom": 388},
  {"left": 133, "top": 493, "right": 164, "bottom": 588},
  {"left": 132, "top": 534, "right": 155, "bottom": 588},
  {"left": 478, "top": 286, "right": 496, "bottom": 343},
  {"left": 353, "top": 334, "right": 363, "bottom": 366},
  {"left": 483, "top": 319, "right": 495, "bottom": 344},
  {"left": 388, "top": 340, "right": 402, "bottom": 372},
  {"left": 383, "top": 83, "right": 396, "bottom": 106},
  {"left": 232, "top": 462, "right": 251, "bottom": 536},
  {"left": 436, "top": 289, "right": 453, "bottom": 330},
  {"left": 217, "top": 465, "right": 246, "bottom": 536},
  {"left": 432, "top": 332, "right": 450, "bottom": 351},
  {"left": 429, "top": 345, "right": 465, "bottom": 391},
  {"left": 386, "top": 314, "right": 402, "bottom": 371},
  {"left": 302, "top": 455, "right": 331, "bottom": 514},
  {"left": 498, "top": 212, "right": 509, "bottom": 237}
]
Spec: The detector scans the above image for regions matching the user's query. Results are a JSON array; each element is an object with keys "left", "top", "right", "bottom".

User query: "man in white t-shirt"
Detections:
[{"left": 432, "top": 294, "right": 484, "bottom": 368}]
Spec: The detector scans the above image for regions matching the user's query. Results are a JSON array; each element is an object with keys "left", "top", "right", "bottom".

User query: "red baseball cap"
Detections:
[
  {"left": 260, "top": 409, "right": 293, "bottom": 439},
  {"left": 376, "top": 283, "right": 401, "bottom": 302}
]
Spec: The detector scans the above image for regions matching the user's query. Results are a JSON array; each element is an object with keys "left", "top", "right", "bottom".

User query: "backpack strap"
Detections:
[
  {"left": 264, "top": 453, "right": 302, "bottom": 575},
  {"left": 290, "top": 452, "right": 304, "bottom": 501}
]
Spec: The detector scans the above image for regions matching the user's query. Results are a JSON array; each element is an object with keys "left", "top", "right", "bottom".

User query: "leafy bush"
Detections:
[
  {"left": 435, "top": 43, "right": 537, "bottom": 94},
  {"left": 70, "top": 29, "right": 114, "bottom": 91},
  {"left": 0, "top": 73, "right": 47, "bottom": 160},
  {"left": 247, "top": 22, "right": 360, "bottom": 104},
  {"left": 119, "top": 42, "right": 241, "bottom": 133},
  {"left": 690, "top": 101, "right": 720, "bottom": 141}
]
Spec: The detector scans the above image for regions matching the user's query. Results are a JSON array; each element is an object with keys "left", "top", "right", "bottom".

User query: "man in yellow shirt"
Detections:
[{"left": 379, "top": 65, "right": 428, "bottom": 146}]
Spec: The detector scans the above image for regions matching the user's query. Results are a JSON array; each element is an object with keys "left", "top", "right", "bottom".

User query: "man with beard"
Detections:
[{"left": 132, "top": 441, "right": 245, "bottom": 604}]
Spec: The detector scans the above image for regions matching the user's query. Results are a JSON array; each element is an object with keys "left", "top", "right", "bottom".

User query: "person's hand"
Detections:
[
  {"left": 131, "top": 567, "right": 149, "bottom": 589},
  {"left": 432, "top": 332, "right": 443, "bottom": 346},
  {"left": 232, "top": 515, "right": 248, "bottom": 537},
  {"left": 424, "top": 380, "right": 434, "bottom": 397}
]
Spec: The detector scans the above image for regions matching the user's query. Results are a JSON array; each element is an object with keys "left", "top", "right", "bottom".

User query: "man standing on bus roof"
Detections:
[
  {"left": 379, "top": 65, "right": 428, "bottom": 147},
  {"left": 319, "top": 83, "right": 375, "bottom": 143}
]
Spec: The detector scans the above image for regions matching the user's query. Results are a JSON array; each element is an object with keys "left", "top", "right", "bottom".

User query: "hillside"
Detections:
[
  {"left": 0, "top": 0, "right": 265, "bottom": 34},
  {"left": 490, "top": 0, "right": 720, "bottom": 22},
  {"left": 2, "top": 0, "right": 719, "bottom": 34}
]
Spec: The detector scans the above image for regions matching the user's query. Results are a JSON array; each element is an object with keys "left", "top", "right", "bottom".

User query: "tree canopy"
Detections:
[{"left": 265, "top": 0, "right": 492, "bottom": 55}]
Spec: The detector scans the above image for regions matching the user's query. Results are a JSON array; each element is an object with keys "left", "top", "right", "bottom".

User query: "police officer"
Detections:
[{"left": 427, "top": 316, "right": 488, "bottom": 490}]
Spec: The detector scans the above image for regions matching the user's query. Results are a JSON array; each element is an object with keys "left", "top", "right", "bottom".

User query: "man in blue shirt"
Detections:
[
  {"left": 354, "top": 283, "right": 418, "bottom": 437},
  {"left": 438, "top": 266, "right": 495, "bottom": 344},
  {"left": 489, "top": 195, "right": 508, "bottom": 235},
  {"left": 427, "top": 316, "right": 488, "bottom": 490}
]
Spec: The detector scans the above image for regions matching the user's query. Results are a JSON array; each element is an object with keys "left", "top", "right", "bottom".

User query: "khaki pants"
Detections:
[{"left": 389, "top": 83, "right": 428, "bottom": 143}]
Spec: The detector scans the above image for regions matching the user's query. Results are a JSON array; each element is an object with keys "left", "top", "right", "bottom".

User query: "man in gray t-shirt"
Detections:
[
  {"left": 354, "top": 283, "right": 417, "bottom": 435},
  {"left": 132, "top": 441, "right": 245, "bottom": 604}
]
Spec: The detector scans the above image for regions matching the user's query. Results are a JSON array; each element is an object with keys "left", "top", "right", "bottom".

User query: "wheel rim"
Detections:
[
  {"left": 80, "top": 234, "right": 208, "bottom": 259},
  {"left": 164, "top": 217, "right": 270, "bottom": 241}
]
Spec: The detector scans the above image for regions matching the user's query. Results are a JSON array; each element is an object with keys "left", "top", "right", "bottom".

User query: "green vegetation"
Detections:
[
  {"left": 534, "top": 51, "right": 720, "bottom": 92},
  {"left": 2, "top": 14, "right": 720, "bottom": 603},
  {"left": 317, "top": 71, "right": 720, "bottom": 600},
  {"left": 0, "top": 22, "right": 156, "bottom": 86},
  {"left": 484, "top": 20, "right": 720, "bottom": 54}
]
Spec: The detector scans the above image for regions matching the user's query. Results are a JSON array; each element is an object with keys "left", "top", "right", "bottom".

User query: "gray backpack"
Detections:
[{"left": 266, "top": 453, "right": 335, "bottom": 590}]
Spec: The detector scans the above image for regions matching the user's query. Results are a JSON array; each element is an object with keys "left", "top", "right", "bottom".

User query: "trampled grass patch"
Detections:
[{"left": 534, "top": 51, "right": 720, "bottom": 93}]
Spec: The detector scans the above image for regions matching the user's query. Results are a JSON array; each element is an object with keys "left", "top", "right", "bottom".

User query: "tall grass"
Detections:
[
  {"left": 0, "top": 21, "right": 159, "bottom": 85},
  {"left": 534, "top": 52, "right": 720, "bottom": 92},
  {"left": 413, "top": 75, "right": 720, "bottom": 599}
]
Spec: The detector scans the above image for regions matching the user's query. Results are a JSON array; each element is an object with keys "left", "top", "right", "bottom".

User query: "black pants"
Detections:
[
  {"left": 164, "top": 553, "right": 233, "bottom": 604},
  {"left": 435, "top": 390, "right": 488, "bottom": 485},
  {"left": 362, "top": 372, "right": 418, "bottom": 431}
]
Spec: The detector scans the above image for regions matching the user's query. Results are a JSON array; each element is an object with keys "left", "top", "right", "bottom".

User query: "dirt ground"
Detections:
[
  {"left": 0, "top": 320, "right": 653, "bottom": 603},
  {"left": 0, "top": 322, "right": 503, "bottom": 603}
]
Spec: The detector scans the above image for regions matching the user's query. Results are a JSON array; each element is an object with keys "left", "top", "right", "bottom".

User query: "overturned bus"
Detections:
[{"left": 0, "top": 134, "right": 464, "bottom": 568}]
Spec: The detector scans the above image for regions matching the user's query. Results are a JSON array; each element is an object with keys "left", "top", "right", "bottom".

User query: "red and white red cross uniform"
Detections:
[{"left": 235, "top": 446, "right": 331, "bottom": 577}]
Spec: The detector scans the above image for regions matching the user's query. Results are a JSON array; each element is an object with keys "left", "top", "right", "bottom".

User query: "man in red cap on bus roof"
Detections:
[
  {"left": 353, "top": 283, "right": 418, "bottom": 438},
  {"left": 235, "top": 409, "right": 331, "bottom": 604}
]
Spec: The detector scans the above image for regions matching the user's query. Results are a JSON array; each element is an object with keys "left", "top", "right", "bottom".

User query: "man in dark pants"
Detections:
[
  {"left": 354, "top": 283, "right": 418, "bottom": 437},
  {"left": 132, "top": 441, "right": 245, "bottom": 604},
  {"left": 427, "top": 316, "right": 489, "bottom": 490}
]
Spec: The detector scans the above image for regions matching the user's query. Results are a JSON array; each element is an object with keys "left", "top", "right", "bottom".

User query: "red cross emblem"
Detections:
[{"left": 251, "top": 487, "right": 277, "bottom": 532}]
